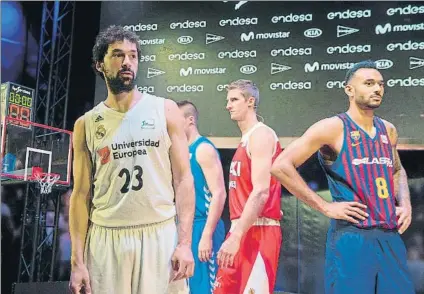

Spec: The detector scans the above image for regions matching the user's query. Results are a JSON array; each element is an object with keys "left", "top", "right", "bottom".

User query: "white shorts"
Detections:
[{"left": 84, "top": 217, "right": 189, "bottom": 294}]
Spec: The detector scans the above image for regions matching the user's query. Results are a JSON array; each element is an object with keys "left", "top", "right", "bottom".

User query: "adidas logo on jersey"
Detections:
[{"left": 95, "top": 115, "right": 104, "bottom": 122}]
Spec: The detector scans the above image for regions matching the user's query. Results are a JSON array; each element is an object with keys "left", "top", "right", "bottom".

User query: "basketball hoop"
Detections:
[{"left": 34, "top": 172, "right": 60, "bottom": 194}]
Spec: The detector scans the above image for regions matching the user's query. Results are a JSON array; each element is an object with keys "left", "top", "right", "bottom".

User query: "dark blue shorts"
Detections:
[{"left": 325, "top": 221, "right": 415, "bottom": 294}]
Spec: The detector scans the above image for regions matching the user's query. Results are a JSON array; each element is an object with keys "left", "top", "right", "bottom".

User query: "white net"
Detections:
[{"left": 34, "top": 173, "right": 60, "bottom": 194}]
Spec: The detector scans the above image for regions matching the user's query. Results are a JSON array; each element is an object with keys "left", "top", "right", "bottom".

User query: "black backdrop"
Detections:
[
  {"left": 93, "top": 2, "right": 424, "bottom": 293},
  {"left": 95, "top": 1, "right": 424, "bottom": 144}
]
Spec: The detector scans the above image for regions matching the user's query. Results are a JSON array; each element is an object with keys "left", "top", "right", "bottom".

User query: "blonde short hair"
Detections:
[{"left": 226, "top": 79, "right": 260, "bottom": 109}]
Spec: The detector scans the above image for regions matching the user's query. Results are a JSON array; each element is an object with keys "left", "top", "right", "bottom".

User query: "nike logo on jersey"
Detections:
[{"left": 351, "top": 142, "right": 362, "bottom": 147}]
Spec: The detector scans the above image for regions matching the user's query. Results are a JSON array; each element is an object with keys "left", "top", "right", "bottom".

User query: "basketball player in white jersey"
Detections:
[{"left": 69, "top": 25, "right": 194, "bottom": 294}]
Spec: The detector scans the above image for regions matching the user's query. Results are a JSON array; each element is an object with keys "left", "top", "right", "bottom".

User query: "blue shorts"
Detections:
[
  {"left": 325, "top": 221, "right": 414, "bottom": 294},
  {"left": 189, "top": 218, "right": 225, "bottom": 294}
]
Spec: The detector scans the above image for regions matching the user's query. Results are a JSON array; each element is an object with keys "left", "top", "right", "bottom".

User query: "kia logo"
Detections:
[
  {"left": 304, "top": 28, "right": 322, "bottom": 38},
  {"left": 375, "top": 59, "right": 393, "bottom": 70},
  {"left": 240, "top": 65, "right": 257, "bottom": 74},
  {"left": 177, "top": 36, "right": 193, "bottom": 45}
]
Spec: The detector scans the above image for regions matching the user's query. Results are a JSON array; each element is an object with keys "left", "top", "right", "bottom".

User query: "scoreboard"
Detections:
[{"left": 1, "top": 82, "right": 34, "bottom": 129}]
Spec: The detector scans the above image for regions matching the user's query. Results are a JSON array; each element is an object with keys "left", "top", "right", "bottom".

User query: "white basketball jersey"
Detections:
[{"left": 84, "top": 93, "right": 175, "bottom": 227}]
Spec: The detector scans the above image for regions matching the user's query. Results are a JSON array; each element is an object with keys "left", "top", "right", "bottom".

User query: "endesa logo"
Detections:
[
  {"left": 271, "top": 47, "right": 312, "bottom": 56},
  {"left": 270, "top": 81, "right": 312, "bottom": 90},
  {"left": 327, "top": 44, "right": 371, "bottom": 54},
  {"left": 387, "top": 5, "right": 424, "bottom": 16},
  {"left": 124, "top": 23, "right": 158, "bottom": 31},
  {"left": 327, "top": 9, "right": 371, "bottom": 19},
  {"left": 326, "top": 80, "right": 346, "bottom": 89},
  {"left": 217, "top": 49, "right": 256, "bottom": 59},
  {"left": 166, "top": 84, "right": 204, "bottom": 93},
  {"left": 304, "top": 28, "right": 322, "bottom": 38},
  {"left": 387, "top": 77, "right": 424, "bottom": 87},
  {"left": 168, "top": 52, "right": 205, "bottom": 61},
  {"left": 139, "top": 55, "right": 156, "bottom": 62},
  {"left": 137, "top": 86, "right": 155, "bottom": 93},
  {"left": 216, "top": 84, "right": 228, "bottom": 92},
  {"left": 271, "top": 13, "right": 312, "bottom": 23},
  {"left": 219, "top": 17, "right": 258, "bottom": 26},
  {"left": 170, "top": 20, "right": 206, "bottom": 29},
  {"left": 387, "top": 40, "right": 424, "bottom": 52}
]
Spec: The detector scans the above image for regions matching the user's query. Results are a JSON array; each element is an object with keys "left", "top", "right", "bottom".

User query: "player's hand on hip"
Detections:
[
  {"left": 69, "top": 263, "right": 91, "bottom": 294},
  {"left": 171, "top": 244, "right": 195, "bottom": 281},
  {"left": 396, "top": 206, "right": 412, "bottom": 234},
  {"left": 217, "top": 234, "right": 241, "bottom": 268},
  {"left": 324, "top": 201, "right": 368, "bottom": 224},
  {"left": 198, "top": 234, "right": 213, "bottom": 262}
]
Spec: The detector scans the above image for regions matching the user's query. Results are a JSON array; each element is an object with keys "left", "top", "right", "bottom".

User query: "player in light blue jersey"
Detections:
[{"left": 177, "top": 100, "right": 226, "bottom": 294}]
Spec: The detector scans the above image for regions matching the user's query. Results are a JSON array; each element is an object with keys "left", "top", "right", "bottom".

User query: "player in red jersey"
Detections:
[{"left": 214, "top": 80, "right": 283, "bottom": 294}]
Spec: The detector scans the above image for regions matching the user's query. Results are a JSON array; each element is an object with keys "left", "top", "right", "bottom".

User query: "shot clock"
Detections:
[{"left": 1, "top": 82, "right": 34, "bottom": 129}]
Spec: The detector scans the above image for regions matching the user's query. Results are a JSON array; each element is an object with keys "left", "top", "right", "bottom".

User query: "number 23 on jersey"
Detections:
[{"left": 118, "top": 165, "right": 143, "bottom": 193}]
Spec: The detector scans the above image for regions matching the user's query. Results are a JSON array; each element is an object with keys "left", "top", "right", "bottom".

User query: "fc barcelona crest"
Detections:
[{"left": 350, "top": 131, "right": 360, "bottom": 141}]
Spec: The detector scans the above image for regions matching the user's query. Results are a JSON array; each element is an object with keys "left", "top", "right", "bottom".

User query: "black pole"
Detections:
[
  {"left": 32, "top": 1, "right": 48, "bottom": 124},
  {"left": 17, "top": 183, "right": 31, "bottom": 282},
  {"left": 43, "top": 1, "right": 59, "bottom": 126},
  {"left": 62, "top": 2, "right": 76, "bottom": 131},
  {"left": 29, "top": 189, "right": 42, "bottom": 282},
  {"left": 49, "top": 191, "right": 61, "bottom": 281}
]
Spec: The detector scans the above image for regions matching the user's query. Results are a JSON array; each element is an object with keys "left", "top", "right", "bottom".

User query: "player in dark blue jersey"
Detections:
[
  {"left": 177, "top": 100, "right": 226, "bottom": 294},
  {"left": 271, "top": 60, "right": 414, "bottom": 294}
]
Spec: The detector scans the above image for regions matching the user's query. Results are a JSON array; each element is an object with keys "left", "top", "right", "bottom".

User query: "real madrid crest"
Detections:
[{"left": 95, "top": 124, "right": 106, "bottom": 139}]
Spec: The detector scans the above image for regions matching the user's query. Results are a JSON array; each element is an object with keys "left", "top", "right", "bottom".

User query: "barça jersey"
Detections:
[{"left": 318, "top": 113, "right": 397, "bottom": 229}]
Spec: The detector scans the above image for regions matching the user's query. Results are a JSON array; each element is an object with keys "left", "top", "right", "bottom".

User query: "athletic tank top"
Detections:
[
  {"left": 189, "top": 136, "right": 220, "bottom": 220},
  {"left": 228, "top": 122, "right": 282, "bottom": 220},
  {"left": 84, "top": 93, "right": 175, "bottom": 227},
  {"left": 318, "top": 113, "right": 397, "bottom": 229}
]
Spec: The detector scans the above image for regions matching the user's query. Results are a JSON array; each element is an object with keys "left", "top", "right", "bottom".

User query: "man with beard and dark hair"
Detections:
[
  {"left": 69, "top": 25, "right": 195, "bottom": 294},
  {"left": 271, "top": 60, "right": 414, "bottom": 294}
]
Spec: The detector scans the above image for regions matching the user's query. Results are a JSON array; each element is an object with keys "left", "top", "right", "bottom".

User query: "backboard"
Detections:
[{"left": 1, "top": 116, "right": 72, "bottom": 187}]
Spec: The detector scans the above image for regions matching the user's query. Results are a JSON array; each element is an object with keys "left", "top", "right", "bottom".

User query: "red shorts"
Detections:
[{"left": 213, "top": 218, "right": 282, "bottom": 294}]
